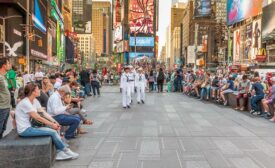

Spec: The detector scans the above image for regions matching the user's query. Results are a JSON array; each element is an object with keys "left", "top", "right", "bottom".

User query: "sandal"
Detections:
[{"left": 83, "top": 119, "right": 93, "bottom": 125}]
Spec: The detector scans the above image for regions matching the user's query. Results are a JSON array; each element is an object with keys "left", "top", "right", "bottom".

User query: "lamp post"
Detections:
[{"left": 0, "top": 15, "right": 23, "bottom": 57}]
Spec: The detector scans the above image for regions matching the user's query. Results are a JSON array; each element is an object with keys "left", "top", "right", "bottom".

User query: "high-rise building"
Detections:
[
  {"left": 92, "top": 1, "right": 112, "bottom": 57},
  {"left": 77, "top": 34, "right": 96, "bottom": 68},
  {"left": 215, "top": 0, "right": 227, "bottom": 22}
]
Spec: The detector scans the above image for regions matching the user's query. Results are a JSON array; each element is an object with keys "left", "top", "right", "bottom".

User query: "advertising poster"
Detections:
[
  {"left": 262, "top": 2, "right": 275, "bottom": 42},
  {"left": 252, "top": 19, "right": 261, "bottom": 59},
  {"left": 194, "top": 0, "right": 211, "bottom": 17},
  {"left": 114, "top": 0, "right": 121, "bottom": 26},
  {"left": 227, "top": 0, "right": 262, "bottom": 25},
  {"left": 263, "top": 0, "right": 275, "bottom": 7},
  {"left": 129, "top": 0, "right": 154, "bottom": 35},
  {"left": 245, "top": 23, "right": 252, "bottom": 59},
  {"left": 114, "top": 25, "right": 123, "bottom": 42},
  {"left": 202, "top": 35, "right": 208, "bottom": 53},
  {"left": 233, "top": 29, "right": 241, "bottom": 61}
]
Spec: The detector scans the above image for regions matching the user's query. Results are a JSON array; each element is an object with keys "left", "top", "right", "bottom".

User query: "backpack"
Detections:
[{"left": 157, "top": 72, "right": 165, "bottom": 81}]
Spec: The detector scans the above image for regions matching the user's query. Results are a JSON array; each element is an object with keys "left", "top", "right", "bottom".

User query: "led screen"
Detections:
[
  {"left": 194, "top": 0, "right": 211, "bottom": 17},
  {"left": 129, "top": 37, "right": 154, "bottom": 47},
  {"left": 129, "top": 0, "right": 154, "bottom": 34},
  {"left": 227, "top": 0, "right": 262, "bottom": 25}
]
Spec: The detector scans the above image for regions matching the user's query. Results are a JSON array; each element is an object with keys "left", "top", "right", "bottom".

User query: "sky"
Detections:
[{"left": 158, "top": 0, "right": 188, "bottom": 55}]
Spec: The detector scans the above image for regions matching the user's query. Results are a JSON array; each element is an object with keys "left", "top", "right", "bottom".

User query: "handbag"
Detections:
[{"left": 30, "top": 111, "right": 51, "bottom": 127}]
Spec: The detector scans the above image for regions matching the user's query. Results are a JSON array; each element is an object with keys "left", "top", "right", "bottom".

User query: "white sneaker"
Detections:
[
  {"left": 64, "top": 148, "right": 79, "bottom": 159},
  {"left": 56, "top": 151, "right": 72, "bottom": 161}
]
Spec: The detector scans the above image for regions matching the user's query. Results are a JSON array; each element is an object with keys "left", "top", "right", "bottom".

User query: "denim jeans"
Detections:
[
  {"left": 19, "top": 127, "right": 65, "bottom": 150},
  {"left": 53, "top": 114, "right": 81, "bottom": 139},
  {"left": 251, "top": 95, "right": 264, "bottom": 112},
  {"left": 0, "top": 108, "right": 10, "bottom": 139},
  {"left": 91, "top": 81, "right": 100, "bottom": 96},
  {"left": 84, "top": 83, "right": 91, "bottom": 95},
  {"left": 200, "top": 86, "right": 210, "bottom": 99}
]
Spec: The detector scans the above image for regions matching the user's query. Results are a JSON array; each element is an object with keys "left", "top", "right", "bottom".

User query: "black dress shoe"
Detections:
[
  {"left": 141, "top": 100, "right": 145, "bottom": 104},
  {"left": 123, "top": 107, "right": 127, "bottom": 109},
  {"left": 137, "top": 102, "right": 140, "bottom": 104},
  {"left": 127, "top": 105, "right": 131, "bottom": 109}
]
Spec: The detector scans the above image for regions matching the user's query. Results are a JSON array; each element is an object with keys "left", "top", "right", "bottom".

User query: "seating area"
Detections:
[{"left": 0, "top": 130, "right": 55, "bottom": 168}]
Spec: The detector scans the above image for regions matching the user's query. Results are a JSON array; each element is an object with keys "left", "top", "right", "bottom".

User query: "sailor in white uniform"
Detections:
[
  {"left": 128, "top": 65, "right": 136, "bottom": 103},
  {"left": 135, "top": 67, "right": 147, "bottom": 104},
  {"left": 120, "top": 66, "right": 132, "bottom": 109}
]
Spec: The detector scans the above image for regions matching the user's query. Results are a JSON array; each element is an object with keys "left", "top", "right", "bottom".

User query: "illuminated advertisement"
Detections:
[
  {"left": 72, "top": 0, "right": 92, "bottom": 34},
  {"left": 233, "top": 29, "right": 241, "bottom": 61},
  {"left": 251, "top": 19, "right": 262, "bottom": 59},
  {"left": 227, "top": 0, "right": 262, "bottom": 25},
  {"left": 129, "top": 37, "right": 154, "bottom": 47},
  {"left": 194, "top": 0, "right": 211, "bottom": 17},
  {"left": 114, "top": 0, "right": 121, "bottom": 26},
  {"left": 33, "top": 0, "right": 46, "bottom": 33},
  {"left": 129, "top": 52, "right": 154, "bottom": 60},
  {"left": 262, "top": 2, "right": 275, "bottom": 42},
  {"left": 129, "top": 0, "right": 154, "bottom": 34}
]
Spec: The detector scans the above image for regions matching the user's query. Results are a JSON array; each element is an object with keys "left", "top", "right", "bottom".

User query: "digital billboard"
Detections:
[
  {"left": 114, "top": 25, "right": 123, "bottom": 42},
  {"left": 263, "top": 0, "right": 275, "bottom": 7},
  {"left": 227, "top": 0, "right": 262, "bottom": 25},
  {"left": 129, "top": 52, "right": 154, "bottom": 61},
  {"left": 129, "top": 0, "right": 154, "bottom": 35},
  {"left": 245, "top": 23, "right": 252, "bottom": 59},
  {"left": 129, "top": 37, "right": 154, "bottom": 47},
  {"left": 72, "top": 0, "right": 92, "bottom": 34},
  {"left": 194, "top": 0, "right": 211, "bottom": 17},
  {"left": 33, "top": 0, "right": 46, "bottom": 33},
  {"left": 262, "top": 2, "right": 275, "bottom": 42}
]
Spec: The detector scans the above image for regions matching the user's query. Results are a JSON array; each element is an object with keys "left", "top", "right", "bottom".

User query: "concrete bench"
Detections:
[{"left": 0, "top": 129, "right": 56, "bottom": 168}]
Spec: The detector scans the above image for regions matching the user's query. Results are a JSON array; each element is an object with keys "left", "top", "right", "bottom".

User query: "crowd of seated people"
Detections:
[
  {"left": 182, "top": 69, "right": 275, "bottom": 121},
  {"left": 11, "top": 69, "right": 94, "bottom": 161}
]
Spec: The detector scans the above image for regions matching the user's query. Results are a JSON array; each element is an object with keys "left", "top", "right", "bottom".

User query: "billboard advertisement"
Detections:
[
  {"left": 233, "top": 29, "right": 241, "bottom": 61},
  {"left": 251, "top": 19, "right": 262, "bottom": 59},
  {"left": 129, "top": 52, "right": 154, "bottom": 60},
  {"left": 227, "top": 0, "right": 262, "bottom": 25},
  {"left": 129, "top": 0, "right": 154, "bottom": 35},
  {"left": 72, "top": 0, "right": 92, "bottom": 34},
  {"left": 262, "top": 2, "right": 275, "bottom": 42},
  {"left": 129, "top": 37, "right": 154, "bottom": 47},
  {"left": 245, "top": 23, "right": 252, "bottom": 59},
  {"left": 194, "top": 0, "right": 212, "bottom": 17},
  {"left": 263, "top": 0, "right": 275, "bottom": 7},
  {"left": 114, "top": 25, "right": 123, "bottom": 42}
]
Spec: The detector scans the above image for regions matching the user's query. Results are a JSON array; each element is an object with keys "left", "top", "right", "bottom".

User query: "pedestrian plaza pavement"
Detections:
[{"left": 53, "top": 86, "right": 275, "bottom": 168}]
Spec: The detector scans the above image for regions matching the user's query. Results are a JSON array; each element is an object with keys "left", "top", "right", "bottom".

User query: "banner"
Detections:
[
  {"left": 251, "top": 19, "right": 261, "bottom": 59},
  {"left": 233, "top": 29, "right": 241, "bottom": 62},
  {"left": 245, "top": 23, "right": 252, "bottom": 59}
]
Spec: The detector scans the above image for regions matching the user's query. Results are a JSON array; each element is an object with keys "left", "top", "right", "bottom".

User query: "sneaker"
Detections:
[
  {"left": 250, "top": 109, "right": 256, "bottom": 114},
  {"left": 64, "top": 148, "right": 79, "bottom": 159},
  {"left": 223, "top": 100, "right": 228, "bottom": 106},
  {"left": 56, "top": 151, "right": 72, "bottom": 161}
]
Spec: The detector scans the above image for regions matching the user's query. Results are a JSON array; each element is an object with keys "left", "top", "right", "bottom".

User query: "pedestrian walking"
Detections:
[
  {"left": 0, "top": 58, "right": 11, "bottom": 139},
  {"left": 157, "top": 68, "right": 165, "bottom": 92},
  {"left": 6, "top": 65, "right": 17, "bottom": 108},
  {"left": 135, "top": 68, "right": 147, "bottom": 104},
  {"left": 120, "top": 66, "right": 132, "bottom": 109},
  {"left": 90, "top": 70, "right": 101, "bottom": 97},
  {"left": 129, "top": 66, "right": 136, "bottom": 103}
]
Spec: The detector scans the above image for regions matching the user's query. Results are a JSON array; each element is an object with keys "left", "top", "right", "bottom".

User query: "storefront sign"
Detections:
[{"left": 31, "top": 49, "right": 47, "bottom": 59}]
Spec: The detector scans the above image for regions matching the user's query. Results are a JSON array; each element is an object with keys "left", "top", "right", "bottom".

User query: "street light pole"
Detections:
[{"left": 26, "top": 0, "right": 30, "bottom": 73}]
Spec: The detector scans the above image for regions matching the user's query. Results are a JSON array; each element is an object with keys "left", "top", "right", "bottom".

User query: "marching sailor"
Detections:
[
  {"left": 128, "top": 65, "right": 136, "bottom": 103},
  {"left": 120, "top": 66, "right": 131, "bottom": 109},
  {"left": 135, "top": 67, "right": 147, "bottom": 104}
]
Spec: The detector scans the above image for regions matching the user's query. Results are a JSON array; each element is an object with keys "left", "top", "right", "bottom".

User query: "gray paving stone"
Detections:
[
  {"left": 229, "top": 157, "right": 261, "bottom": 168},
  {"left": 50, "top": 86, "right": 275, "bottom": 168},
  {"left": 139, "top": 139, "right": 160, "bottom": 160}
]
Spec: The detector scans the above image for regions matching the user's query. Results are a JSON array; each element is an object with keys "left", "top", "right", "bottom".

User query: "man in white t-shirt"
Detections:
[
  {"left": 34, "top": 68, "right": 44, "bottom": 85},
  {"left": 23, "top": 71, "right": 32, "bottom": 86}
]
